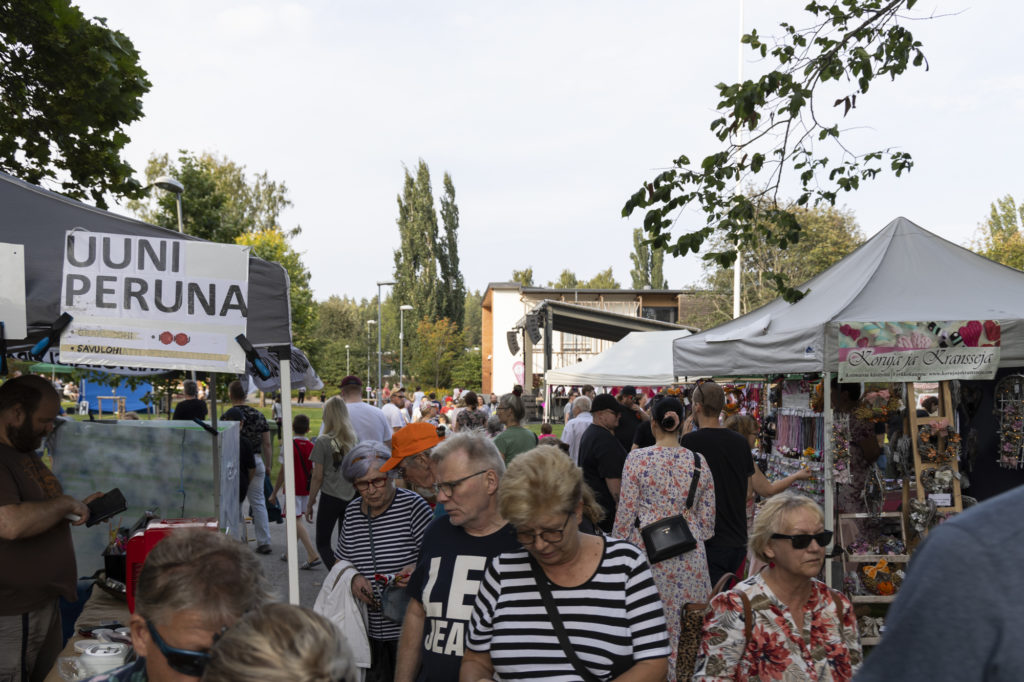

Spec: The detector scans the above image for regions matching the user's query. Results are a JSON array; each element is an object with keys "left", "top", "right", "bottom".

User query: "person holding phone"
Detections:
[{"left": 0, "top": 375, "right": 102, "bottom": 681}]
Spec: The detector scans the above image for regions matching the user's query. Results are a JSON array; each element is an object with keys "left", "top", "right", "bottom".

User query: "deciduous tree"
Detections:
[
  {"left": 623, "top": 0, "right": 926, "bottom": 302},
  {"left": 972, "top": 195, "right": 1024, "bottom": 271},
  {"left": 511, "top": 268, "right": 534, "bottom": 287},
  {"left": 411, "top": 318, "right": 461, "bottom": 388},
  {"left": 629, "top": 228, "right": 668, "bottom": 289}
]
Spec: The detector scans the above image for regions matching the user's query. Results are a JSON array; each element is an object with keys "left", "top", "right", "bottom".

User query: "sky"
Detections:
[{"left": 74, "top": 1, "right": 1021, "bottom": 303}]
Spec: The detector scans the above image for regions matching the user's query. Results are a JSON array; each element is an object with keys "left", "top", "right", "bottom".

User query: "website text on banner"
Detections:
[
  {"left": 59, "top": 230, "right": 249, "bottom": 372},
  {"left": 837, "top": 320, "right": 1000, "bottom": 383}
]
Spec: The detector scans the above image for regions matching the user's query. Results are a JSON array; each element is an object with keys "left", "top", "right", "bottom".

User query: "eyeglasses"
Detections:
[
  {"left": 515, "top": 512, "right": 573, "bottom": 546},
  {"left": 432, "top": 469, "right": 488, "bottom": 497},
  {"left": 146, "top": 619, "right": 212, "bottom": 677},
  {"left": 771, "top": 530, "right": 833, "bottom": 549},
  {"left": 354, "top": 476, "right": 390, "bottom": 492}
]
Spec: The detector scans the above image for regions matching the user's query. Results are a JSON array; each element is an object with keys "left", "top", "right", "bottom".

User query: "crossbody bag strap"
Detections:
[
  {"left": 527, "top": 555, "right": 602, "bottom": 682},
  {"left": 829, "top": 588, "right": 846, "bottom": 645}
]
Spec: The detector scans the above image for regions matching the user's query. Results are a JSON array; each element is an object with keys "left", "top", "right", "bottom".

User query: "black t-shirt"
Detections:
[
  {"left": 680, "top": 428, "right": 754, "bottom": 550},
  {"left": 579, "top": 423, "right": 628, "bottom": 532},
  {"left": 406, "top": 518, "right": 520, "bottom": 682},
  {"left": 238, "top": 438, "right": 256, "bottom": 499},
  {"left": 221, "top": 405, "right": 269, "bottom": 453},
  {"left": 632, "top": 421, "right": 655, "bottom": 449},
  {"left": 613, "top": 406, "right": 643, "bottom": 450},
  {"left": 172, "top": 398, "right": 207, "bottom": 421}
]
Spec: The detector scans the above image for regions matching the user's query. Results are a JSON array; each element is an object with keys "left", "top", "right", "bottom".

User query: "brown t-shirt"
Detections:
[{"left": 0, "top": 443, "right": 77, "bottom": 614}]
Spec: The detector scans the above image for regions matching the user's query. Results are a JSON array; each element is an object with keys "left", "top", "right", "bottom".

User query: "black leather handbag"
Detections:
[{"left": 636, "top": 453, "right": 702, "bottom": 564}]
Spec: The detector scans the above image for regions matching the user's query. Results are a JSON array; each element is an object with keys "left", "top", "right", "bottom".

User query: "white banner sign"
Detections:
[
  {"left": 59, "top": 231, "right": 249, "bottom": 372},
  {"left": 0, "top": 242, "right": 27, "bottom": 340}
]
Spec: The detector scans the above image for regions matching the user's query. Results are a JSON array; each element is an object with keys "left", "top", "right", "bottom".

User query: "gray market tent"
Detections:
[
  {"left": 0, "top": 171, "right": 292, "bottom": 359},
  {"left": 545, "top": 329, "right": 691, "bottom": 387},
  {"left": 672, "top": 217, "right": 1024, "bottom": 377}
]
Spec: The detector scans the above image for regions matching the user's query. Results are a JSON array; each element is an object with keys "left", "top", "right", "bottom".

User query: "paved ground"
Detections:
[{"left": 246, "top": 514, "right": 333, "bottom": 609}]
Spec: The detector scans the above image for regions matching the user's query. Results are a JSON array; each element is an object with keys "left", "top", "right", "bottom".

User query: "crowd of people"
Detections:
[{"left": 5, "top": 369, "right": 1002, "bottom": 682}]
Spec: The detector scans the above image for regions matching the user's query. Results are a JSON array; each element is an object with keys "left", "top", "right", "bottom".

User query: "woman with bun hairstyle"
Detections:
[{"left": 613, "top": 396, "right": 716, "bottom": 681}]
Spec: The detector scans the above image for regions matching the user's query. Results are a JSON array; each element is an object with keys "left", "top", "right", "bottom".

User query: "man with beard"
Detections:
[{"left": 0, "top": 375, "right": 101, "bottom": 681}]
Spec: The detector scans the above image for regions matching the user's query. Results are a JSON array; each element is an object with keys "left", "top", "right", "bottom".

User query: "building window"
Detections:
[{"left": 642, "top": 306, "right": 677, "bottom": 323}]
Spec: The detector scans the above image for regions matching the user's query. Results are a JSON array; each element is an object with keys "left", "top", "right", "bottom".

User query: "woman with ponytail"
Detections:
[{"left": 613, "top": 396, "right": 717, "bottom": 681}]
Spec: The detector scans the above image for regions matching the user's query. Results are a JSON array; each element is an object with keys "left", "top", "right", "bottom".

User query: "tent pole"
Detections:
[
  {"left": 277, "top": 346, "right": 299, "bottom": 605},
  {"left": 210, "top": 373, "right": 220, "bottom": 533},
  {"left": 823, "top": 373, "right": 834, "bottom": 589}
]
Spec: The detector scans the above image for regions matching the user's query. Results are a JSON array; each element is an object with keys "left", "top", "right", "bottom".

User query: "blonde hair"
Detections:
[
  {"left": 749, "top": 491, "right": 825, "bottom": 563},
  {"left": 321, "top": 397, "right": 357, "bottom": 465},
  {"left": 724, "top": 414, "right": 758, "bottom": 439},
  {"left": 498, "top": 445, "right": 603, "bottom": 527},
  {"left": 203, "top": 603, "right": 357, "bottom": 682}
]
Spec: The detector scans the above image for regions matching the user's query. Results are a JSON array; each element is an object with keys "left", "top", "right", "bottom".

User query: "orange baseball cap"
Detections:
[{"left": 380, "top": 423, "right": 445, "bottom": 472}]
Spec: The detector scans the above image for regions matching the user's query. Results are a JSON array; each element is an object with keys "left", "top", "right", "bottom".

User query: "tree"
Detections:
[
  {"left": 629, "top": 228, "right": 668, "bottom": 289},
  {"left": 511, "top": 268, "right": 534, "bottom": 287},
  {"left": 586, "top": 267, "right": 621, "bottom": 290},
  {"left": 622, "top": 0, "right": 926, "bottom": 302},
  {"left": 698, "top": 204, "right": 864, "bottom": 327},
  {"left": 308, "top": 295, "right": 376, "bottom": 388},
  {"left": 130, "top": 151, "right": 290, "bottom": 243},
  {"left": 451, "top": 348, "right": 482, "bottom": 390},
  {"left": 438, "top": 172, "right": 466, "bottom": 326},
  {"left": 972, "top": 195, "right": 1024, "bottom": 270},
  {"left": 0, "top": 1, "right": 151, "bottom": 207},
  {"left": 411, "top": 318, "right": 461, "bottom": 388},
  {"left": 235, "top": 228, "right": 317, "bottom": 350},
  {"left": 394, "top": 160, "right": 442, "bottom": 322},
  {"left": 462, "top": 290, "right": 483, "bottom": 347}
]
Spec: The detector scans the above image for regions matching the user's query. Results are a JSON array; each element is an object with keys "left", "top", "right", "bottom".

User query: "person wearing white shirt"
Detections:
[
  {"left": 562, "top": 395, "right": 593, "bottom": 465},
  {"left": 381, "top": 386, "right": 409, "bottom": 432},
  {"left": 331, "top": 375, "right": 392, "bottom": 448}
]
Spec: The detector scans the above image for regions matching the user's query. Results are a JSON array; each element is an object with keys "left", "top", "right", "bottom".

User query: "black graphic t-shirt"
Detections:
[{"left": 406, "top": 517, "right": 520, "bottom": 682}]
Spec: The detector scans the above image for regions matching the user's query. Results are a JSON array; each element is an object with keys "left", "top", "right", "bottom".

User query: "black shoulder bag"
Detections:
[
  {"left": 634, "top": 452, "right": 701, "bottom": 564},
  {"left": 527, "top": 555, "right": 603, "bottom": 682}
]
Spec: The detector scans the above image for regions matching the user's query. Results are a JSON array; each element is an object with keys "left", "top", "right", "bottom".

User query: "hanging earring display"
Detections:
[{"left": 994, "top": 374, "right": 1024, "bottom": 469}]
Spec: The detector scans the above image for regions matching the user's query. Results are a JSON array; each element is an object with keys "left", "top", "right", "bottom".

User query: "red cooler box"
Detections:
[{"left": 126, "top": 518, "right": 219, "bottom": 612}]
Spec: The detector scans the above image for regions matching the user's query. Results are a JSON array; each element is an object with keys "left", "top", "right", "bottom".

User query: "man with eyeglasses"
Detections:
[
  {"left": 395, "top": 432, "right": 519, "bottom": 682},
  {"left": 81, "top": 528, "right": 272, "bottom": 682},
  {"left": 380, "top": 423, "right": 447, "bottom": 518},
  {"left": 382, "top": 386, "right": 409, "bottom": 433}
]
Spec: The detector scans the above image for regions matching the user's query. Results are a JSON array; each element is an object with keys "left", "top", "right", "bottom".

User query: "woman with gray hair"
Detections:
[
  {"left": 492, "top": 393, "right": 537, "bottom": 465},
  {"left": 202, "top": 603, "right": 357, "bottom": 682},
  {"left": 336, "top": 440, "right": 433, "bottom": 681},
  {"left": 694, "top": 492, "right": 861, "bottom": 681}
]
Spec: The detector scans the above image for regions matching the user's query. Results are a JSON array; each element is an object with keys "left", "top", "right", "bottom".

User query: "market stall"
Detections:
[
  {"left": 670, "top": 217, "right": 1024, "bottom": 642},
  {"left": 0, "top": 170, "right": 309, "bottom": 607}
]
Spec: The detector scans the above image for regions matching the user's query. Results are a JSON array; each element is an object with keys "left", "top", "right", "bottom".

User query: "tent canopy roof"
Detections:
[
  {"left": 546, "top": 329, "right": 691, "bottom": 386},
  {"left": 673, "top": 217, "right": 1024, "bottom": 376},
  {"left": 522, "top": 300, "right": 692, "bottom": 343}
]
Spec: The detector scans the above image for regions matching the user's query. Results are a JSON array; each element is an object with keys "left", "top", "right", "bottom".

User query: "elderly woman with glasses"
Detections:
[
  {"left": 336, "top": 440, "right": 433, "bottom": 681},
  {"left": 694, "top": 492, "right": 861, "bottom": 681},
  {"left": 461, "top": 445, "right": 670, "bottom": 682}
]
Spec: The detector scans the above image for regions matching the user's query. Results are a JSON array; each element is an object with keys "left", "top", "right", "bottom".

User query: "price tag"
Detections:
[{"left": 928, "top": 493, "right": 952, "bottom": 507}]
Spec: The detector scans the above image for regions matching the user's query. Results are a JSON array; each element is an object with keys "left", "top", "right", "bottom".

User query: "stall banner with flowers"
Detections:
[{"left": 837, "top": 320, "right": 1000, "bottom": 382}]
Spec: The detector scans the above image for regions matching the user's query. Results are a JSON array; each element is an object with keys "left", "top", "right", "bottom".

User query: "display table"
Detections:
[{"left": 45, "top": 586, "right": 132, "bottom": 682}]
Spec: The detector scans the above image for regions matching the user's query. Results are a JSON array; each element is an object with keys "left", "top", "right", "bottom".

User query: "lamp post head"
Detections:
[
  {"left": 399, "top": 305, "right": 414, "bottom": 311},
  {"left": 367, "top": 320, "right": 376, "bottom": 325},
  {"left": 154, "top": 175, "right": 184, "bottom": 194},
  {"left": 377, "top": 281, "right": 396, "bottom": 287}
]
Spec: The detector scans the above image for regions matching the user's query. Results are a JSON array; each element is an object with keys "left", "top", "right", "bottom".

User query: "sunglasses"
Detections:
[
  {"left": 771, "top": 530, "right": 833, "bottom": 549},
  {"left": 146, "top": 619, "right": 212, "bottom": 677}
]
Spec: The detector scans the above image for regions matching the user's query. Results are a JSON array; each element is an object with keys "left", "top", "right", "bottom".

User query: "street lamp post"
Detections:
[
  {"left": 399, "top": 304, "right": 413, "bottom": 386},
  {"left": 154, "top": 176, "right": 185, "bottom": 233},
  {"left": 345, "top": 344, "right": 350, "bottom": 376},
  {"left": 366, "top": 320, "right": 376, "bottom": 401},
  {"left": 376, "top": 281, "right": 396, "bottom": 406}
]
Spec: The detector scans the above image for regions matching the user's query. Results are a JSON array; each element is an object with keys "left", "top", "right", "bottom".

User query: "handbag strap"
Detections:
[{"left": 527, "top": 555, "right": 602, "bottom": 682}]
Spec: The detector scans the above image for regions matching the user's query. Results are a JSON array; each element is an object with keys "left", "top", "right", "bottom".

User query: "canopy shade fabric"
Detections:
[
  {"left": 523, "top": 299, "right": 692, "bottom": 343},
  {"left": 546, "top": 329, "right": 691, "bottom": 386},
  {"left": 673, "top": 217, "right": 1024, "bottom": 376}
]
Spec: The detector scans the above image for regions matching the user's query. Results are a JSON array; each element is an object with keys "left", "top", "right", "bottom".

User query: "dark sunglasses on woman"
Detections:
[{"left": 770, "top": 530, "right": 833, "bottom": 549}]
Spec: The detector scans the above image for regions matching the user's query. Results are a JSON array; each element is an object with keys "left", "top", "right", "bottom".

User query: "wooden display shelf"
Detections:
[
  {"left": 906, "top": 382, "right": 963, "bottom": 515},
  {"left": 845, "top": 554, "right": 910, "bottom": 563},
  {"left": 861, "top": 636, "right": 882, "bottom": 647},
  {"left": 838, "top": 512, "right": 902, "bottom": 519},
  {"left": 850, "top": 595, "right": 897, "bottom": 604}
]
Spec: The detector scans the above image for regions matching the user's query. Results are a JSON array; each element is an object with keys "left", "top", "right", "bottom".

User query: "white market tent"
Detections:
[
  {"left": 672, "top": 217, "right": 1024, "bottom": 376},
  {"left": 545, "top": 329, "right": 691, "bottom": 387},
  {"left": 670, "top": 216, "right": 1024, "bottom": 586}
]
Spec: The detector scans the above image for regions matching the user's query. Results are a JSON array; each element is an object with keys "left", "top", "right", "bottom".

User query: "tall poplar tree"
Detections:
[
  {"left": 393, "top": 160, "right": 442, "bottom": 320},
  {"left": 629, "top": 228, "right": 668, "bottom": 289},
  {"left": 438, "top": 172, "right": 466, "bottom": 325}
]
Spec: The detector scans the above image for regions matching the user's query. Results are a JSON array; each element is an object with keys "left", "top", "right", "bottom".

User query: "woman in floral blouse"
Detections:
[
  {"left": 613, "top": 396, "right": 716, "bottom": 681},
  {"left": 694, "top": 492, "right": 861, "bottom": 681}
]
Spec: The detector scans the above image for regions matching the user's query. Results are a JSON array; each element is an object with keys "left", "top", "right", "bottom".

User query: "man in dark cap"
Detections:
[
  {"left": 579, "top": 394, "right": 628, "bottom": 532},
  {"left": 613, "top": 385, "right": 649, "bottom": 451}
]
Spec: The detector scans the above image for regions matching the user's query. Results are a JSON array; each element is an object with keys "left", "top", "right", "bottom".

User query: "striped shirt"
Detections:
[
  {"left": 336, "top": 487, "right": 433, "bottom": 640},
  {"left": 467, "top": 537, "right": 670, "bottom": 680}
]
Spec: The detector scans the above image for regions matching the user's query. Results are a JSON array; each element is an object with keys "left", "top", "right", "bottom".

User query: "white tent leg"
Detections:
[
  {"left": 823, "top": 374, "right": 834, "bottom": 588},
  {"left": 278, "top": 349, "right": 299, "bottom": 605}
]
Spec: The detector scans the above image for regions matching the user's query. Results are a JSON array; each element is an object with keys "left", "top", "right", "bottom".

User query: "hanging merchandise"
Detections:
[
  {"left": 832, "top": 414, "right": 852, "bottom": 485},
  {"left": 768, "top": 406, "right": 825, "bottom": 502},
  {"left": 853, "top": 388, "right": 901, "bottom": 423},
  {"left": 994, "top": 374, "right": 1024, "bottom": 469}
]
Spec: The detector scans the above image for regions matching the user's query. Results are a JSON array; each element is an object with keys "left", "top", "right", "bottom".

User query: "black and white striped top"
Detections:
[
  {"left": 467, "top": 537, "right": 670, "bottom": 680},
  {"left": 336, "top": 487, "right": 433, "bottom": 640}
]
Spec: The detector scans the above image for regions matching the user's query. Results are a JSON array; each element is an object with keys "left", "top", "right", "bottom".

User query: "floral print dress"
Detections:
[
  {"left": 612, "top": 445, "right": 716, "bottom": 681},
  {"left": 694, "top": 574, "right": 862, "bottom": 681}
]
